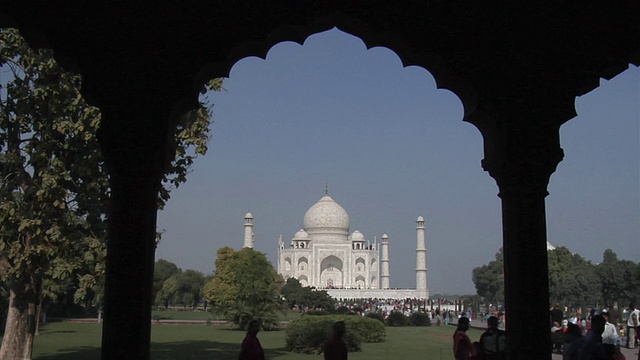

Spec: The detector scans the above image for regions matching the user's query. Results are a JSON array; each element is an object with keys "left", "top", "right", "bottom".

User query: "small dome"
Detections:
[
  {"left": 416, "top": 215, "right": 425, "bottom": 222},
  {"left": 351, "top": 230, "right": 365, "bottom": 242},
  {"left": 382, "top": 233, "right": 389, "bottom": 239},
  {"left": 303, "top": 195, "right": 350, "bottom": 234},
  {"left": 293, "top": 229, "right": 309, "bottom": 240},
  {"left": 244, "top": 212, "right": 253, "bottom": 219}
]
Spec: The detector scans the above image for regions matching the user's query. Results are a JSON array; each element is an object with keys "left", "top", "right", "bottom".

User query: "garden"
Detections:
[{"left": 19, "top": 318, "right": 483, "bottom": 360}]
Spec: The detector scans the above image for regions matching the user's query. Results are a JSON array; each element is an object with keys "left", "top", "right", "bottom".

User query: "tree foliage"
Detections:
[
  {"left": 472, "top": 246, "right": 639, "bottom": 309},
  {"left": 0, "top": 27, "right": 220, "bottom": 357},
  {"left": 203, "top": 247, "right": 284, "bottom": 330},
  {"left": 151, "top": 260, "right": 207, "bottom": 309},
  {"left": 472, "top": 249, "right": 505, "bottom": 305},
  {"left": 281, "top": 277, "right": 334, "bottom": 310},
  {"left": 548, "top": 246, "right": 600, "bottom": 307},
  {"left": 597, "top": 249, "right": 640, "bottom": 306},
  {"left": 0, "top": 28, "right": 109, "bottom": 359}
]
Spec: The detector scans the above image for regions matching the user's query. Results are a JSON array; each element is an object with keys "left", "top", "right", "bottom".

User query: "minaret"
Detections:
[
  {"left": 415, "top": 215, "right": 428, "bottom": 295},
  {"left": 381, "top": 233, "right": 390, "bottom": 289},
  {"left": 243, "top": 212, "right": 254, "bottom": 248}
]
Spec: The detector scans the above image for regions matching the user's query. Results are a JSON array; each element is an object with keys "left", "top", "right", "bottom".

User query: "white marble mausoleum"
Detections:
[{"left": 243, "top": 189, "right": 429, "bottom": 299}]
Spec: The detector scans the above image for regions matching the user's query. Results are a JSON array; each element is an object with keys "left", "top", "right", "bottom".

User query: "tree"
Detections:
[
  {"left": 281, "top": 277, "right": 334, "bottom": 310},
  {"left": 203, "top": 247, "right": 284, "bottom": 330},
  {"left": 472, "top": 249, "right": 505, "bottom": 306},
  {"left": 597, "top": 249, "right": 640, "bottom": 306},
  {"left": 0, "top": 28, "right": 110, "bottom": 359},
  {"left": 0, "top": 28, "right": 220, "bottom": 358},
  {"left": 547, "top": 246, "right": 600, "bottom": 308},
  {"left": 473, "top": 246, "right": 640, "bottom": 312},
  {"left": 153, "top": 259, "right": 180, "bottom": 307},
  {"left": 178, "top": 269, "right": 205, "bottom": 309}
]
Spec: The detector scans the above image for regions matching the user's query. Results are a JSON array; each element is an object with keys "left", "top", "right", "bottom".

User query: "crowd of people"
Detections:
[
  {"left": 238, "top": 299, "right": 640, "bottom": 359},
  {"left": 331, "top": 297, "right": 469, "bottom": 325},
  {"left": 549, "top": 302, "right": 640, "bottom": 360}
]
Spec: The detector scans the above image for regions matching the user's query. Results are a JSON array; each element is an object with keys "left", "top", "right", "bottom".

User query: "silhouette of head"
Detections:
[
  {"left": 457, "top": 316, "right": 470, "bottom": 331},
  {"left": 566, "top": 323, "right": 581, "bottom": 337},
  {"left": 488, "top": 316, "right": 499, "bottom": 330},
  {"left": 590, "top": 315, "right": 605, "bottom": 335},
  {"left": 248, "top": 320, "right": 261, "bottom": 335}
]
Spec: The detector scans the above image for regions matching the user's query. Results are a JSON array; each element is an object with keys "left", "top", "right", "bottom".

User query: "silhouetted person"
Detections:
[
  {"left": 577, "top": 314, "right": 607, "bottom": 360},
  {"left": 239, "top": 320, "right": 265, "bottom": 360},
  {"left": 453, "top": 316, "right": 475, "bottom": 360},
  {"left": 478, "top": 316, "right": 506, "bottom": 360},
  {"left": 563, "top": 323, "right": 584, "bottom": 360},
  {"left": 551, "top": 305, "right": 564, "bottom": 325},
  {"left": 324, "top": 321, "right": 348, "bottom": 360}
]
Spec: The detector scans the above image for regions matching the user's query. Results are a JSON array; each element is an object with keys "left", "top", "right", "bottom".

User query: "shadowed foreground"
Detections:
[{"left": 23, "top": 321, "right": 477, "bottom": 359}]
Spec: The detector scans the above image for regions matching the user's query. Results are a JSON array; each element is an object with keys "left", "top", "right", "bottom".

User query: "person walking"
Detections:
[
  {"left": 602, "top": 310, "right": 619, "bottom": 347},
  {"left": 626, "top": 303, "right": 639, "bottom": 349},
  {"left": 324, "top": 321, "right": 348, "bottom": 360},
  {"left": 239, "top": 320, "right": 265, "bottom": 360},
  {"left": 478, "top": 316, "right": 506, "bottom": 360},
  {"left": 453, "top": 317, "right": 475, "bottom": 360}
]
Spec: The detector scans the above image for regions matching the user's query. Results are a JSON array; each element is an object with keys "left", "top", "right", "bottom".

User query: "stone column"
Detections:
[
  {"left": 415, "top": 216, "right": 428, "bottom": 295},
  {"left": 469, "top": 97, "right": 569, "bottom": 360},
  {"left": 98, "top": 101, "right": 170, "bottom": 360},
  {"left": 380, "top": 234, "right": 390, "bottom": 289}
]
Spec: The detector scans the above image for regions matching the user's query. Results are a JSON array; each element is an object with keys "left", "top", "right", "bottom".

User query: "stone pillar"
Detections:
[
  {"left": 98, "top": 101, "right": 170, "bottom": 360},
  {"left": 415, "top": 216, "right": 428, "bottom": 295},
  {"left": 469, "top": 97, "right": 569, "bottom": 360},
  {"left": 380, "top": 234, "right": 390, "bottom": 289},
  {"left": 244, "top": 212, "right": 254, "bottom": 248}
]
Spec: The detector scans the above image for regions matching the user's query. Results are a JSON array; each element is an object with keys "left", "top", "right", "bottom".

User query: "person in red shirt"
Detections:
[
  {"left": 239, "top": 320, "right": 265, "bottom": 360},
  {"left": 324, "top": 321, "right": 348, "bottom": 360},
  {"left": 453, "top": 317, "right": 475, "bottom": 360}
]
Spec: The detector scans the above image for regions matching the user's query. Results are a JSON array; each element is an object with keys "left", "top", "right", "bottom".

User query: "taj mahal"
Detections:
[{"left": 242, "top": 189, "right": 429, "bottom": 299}]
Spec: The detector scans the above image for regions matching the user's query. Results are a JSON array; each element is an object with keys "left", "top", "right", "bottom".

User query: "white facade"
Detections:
[
  {"left": 276, "top": 192, "right": 380, "bottom": 290},
  {"left": 247, "top": 190, "right": 430, "bottom": 300}
]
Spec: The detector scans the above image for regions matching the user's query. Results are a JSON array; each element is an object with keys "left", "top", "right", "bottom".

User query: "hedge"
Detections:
[
  {"left": 386, "top": 311, "right": 410, "bottom": 327},
  {"left": 365, "top": 312, "right": 385, "bottom": 325},
  {"left": 285, "top": 315, "right": 386, "bottom": 354},
  {"left": 409, "top": 312, "right": 432, "bottom": 326}
]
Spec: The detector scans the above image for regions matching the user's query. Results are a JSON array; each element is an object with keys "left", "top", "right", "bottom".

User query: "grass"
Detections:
[{"left": 18, "top": 321, "right": 484, "bottom": 359}]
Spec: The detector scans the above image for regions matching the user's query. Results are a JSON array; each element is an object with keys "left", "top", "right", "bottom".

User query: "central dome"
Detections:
[{"left": 303, "top": 195, "right": 350, "bottom": 234}]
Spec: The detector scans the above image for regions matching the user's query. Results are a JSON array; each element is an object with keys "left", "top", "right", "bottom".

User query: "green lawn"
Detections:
[{"left": 22, "top": 321, "right": 483, "bottom": 359}]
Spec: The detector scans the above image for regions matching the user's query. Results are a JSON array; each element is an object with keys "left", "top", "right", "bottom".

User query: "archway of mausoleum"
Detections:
[{"left": 320, "top": 255, "right": 344, "bottom": 288}]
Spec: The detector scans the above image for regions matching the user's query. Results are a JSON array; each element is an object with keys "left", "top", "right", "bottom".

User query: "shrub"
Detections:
[
  {"left": 386, "top": 312, "right": 410, "bottom": 327},
  {"left": 305, "top": 310, "right": 330, "bottom": 316},
  {"left": 346, "top": 316, "right": 386, "bottom": 343},
  {"left": 409, "top": 312, "right": 431, "bottom": 326},
  {"left": 365, "top": 312, "right": 386, "bottom": 325},
  {"left": 285, "top": 315, "right": 385, "bottom": 354},
  {"left": 334, "top": 306, "right": 350, "bottom": 314}
]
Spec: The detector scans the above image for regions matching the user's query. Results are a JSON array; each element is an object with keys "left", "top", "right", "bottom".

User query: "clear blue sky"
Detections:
[{"left": 155, "top": 28, "right": 639, "bottom": 295}]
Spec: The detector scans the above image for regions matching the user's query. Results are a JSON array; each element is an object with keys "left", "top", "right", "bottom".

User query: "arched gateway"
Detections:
[{"left": 1, "top": 2, "right": 637, "bottom": 359}]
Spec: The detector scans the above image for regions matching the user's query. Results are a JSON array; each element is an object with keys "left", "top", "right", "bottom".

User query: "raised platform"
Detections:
[{"left": 325, "top": 288, "right": 428, "bottom": 300}]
